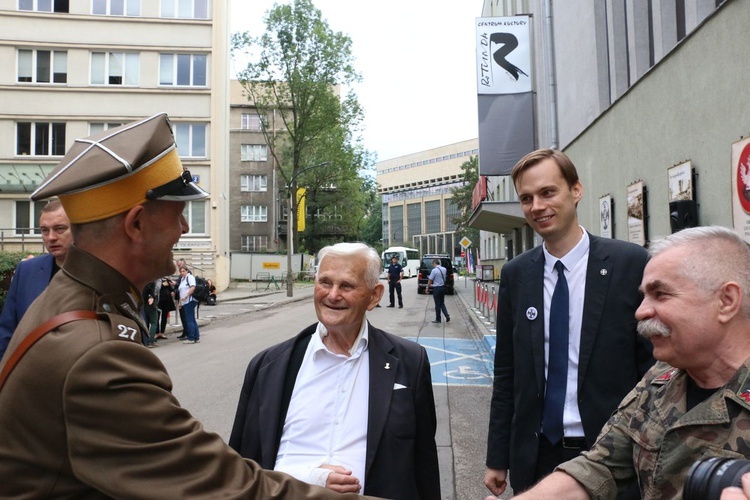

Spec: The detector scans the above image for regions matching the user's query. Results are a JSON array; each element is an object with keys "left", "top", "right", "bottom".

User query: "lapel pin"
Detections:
[
  {"left": 600, "top": 269, "right": 608, "bottom": 276},
  {"left": 385, "top": 363, "right": 391, "bottom": 370},
  {"left": 526, "top": 307, "right": 538, "bottom": 320}
]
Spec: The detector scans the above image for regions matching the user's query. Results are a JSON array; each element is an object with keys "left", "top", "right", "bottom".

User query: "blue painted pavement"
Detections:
[{"left": 408, "top": 336, "right": 495, "bottom": 387}]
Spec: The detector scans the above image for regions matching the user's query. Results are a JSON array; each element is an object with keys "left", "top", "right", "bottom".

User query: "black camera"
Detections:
[{"left": 684, "top": 457, "right": 750, "bottom": 499}]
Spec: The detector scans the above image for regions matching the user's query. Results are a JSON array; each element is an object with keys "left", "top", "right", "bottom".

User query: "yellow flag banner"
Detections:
[{"left": 296, "top": 187, "right": 306, "bottom": 232}]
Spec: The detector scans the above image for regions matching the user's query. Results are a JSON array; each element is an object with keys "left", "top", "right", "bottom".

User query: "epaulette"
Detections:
[
  {"left": 97, "top": 312, "right": 145, "bottom": 345},
  {"left": 652, "top": 366, "right": 679, "bottom": 385}
]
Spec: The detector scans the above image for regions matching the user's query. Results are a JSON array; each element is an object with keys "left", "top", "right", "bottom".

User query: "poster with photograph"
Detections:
[
  {"left": 668, "top": 161, "right": 693, "bottom": 202},
  {"left": 731, "top": 137, "right": 750, "bottom": 242},
  {"left": 599, "top": 194, "right": 613, "bottom": 238},
  {"left": 627, "top": 181, "right": 646, "bottom": 246}
]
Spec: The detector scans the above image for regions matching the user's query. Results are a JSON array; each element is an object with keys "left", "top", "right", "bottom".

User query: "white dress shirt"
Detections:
[
  {"left": 542, "top": 228, "right": 589, "bottom": 438},
  {"left": 274, "top": 321, "right": 370, "bottom": 490}
]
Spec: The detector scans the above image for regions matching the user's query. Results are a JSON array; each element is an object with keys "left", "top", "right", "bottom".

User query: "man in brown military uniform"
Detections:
[
  {"left": 498, "top": 226, "right": 750, "bottom": 499},
  {"left": 0, "top": 113, "right": 375, "bottom": 499}
]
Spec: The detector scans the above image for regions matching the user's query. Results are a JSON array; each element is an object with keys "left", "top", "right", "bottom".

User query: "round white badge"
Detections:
[{"left": 526, "top": 307, "right": 538, "bottom": 320}]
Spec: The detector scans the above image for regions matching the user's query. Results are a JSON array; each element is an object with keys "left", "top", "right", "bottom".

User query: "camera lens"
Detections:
[{"left": 684, "top": 457, "right": 750, "bottom": 500}]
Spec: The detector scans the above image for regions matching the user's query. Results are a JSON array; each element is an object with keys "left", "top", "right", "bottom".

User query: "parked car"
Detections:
[{"left": 417, "top": 254, "right": 454, "bottom": 295}]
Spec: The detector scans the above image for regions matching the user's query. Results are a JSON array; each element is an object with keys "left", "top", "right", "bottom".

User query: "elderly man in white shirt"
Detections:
[{"left": 229, "top": 242, "right": 440, "bottom": 500}]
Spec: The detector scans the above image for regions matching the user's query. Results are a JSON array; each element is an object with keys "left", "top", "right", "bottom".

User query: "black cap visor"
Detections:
[{"left": 146, "top": 170, "right": 209, "bottom": 201}]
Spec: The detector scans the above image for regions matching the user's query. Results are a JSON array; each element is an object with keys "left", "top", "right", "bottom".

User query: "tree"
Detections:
[
  {"left": 449, "top": 155, "right": 480, "bottom": 245},
  {"left": 358, "top": 180, "right": 383, "bottom": 252},
  {"left": 232, "top": 0, "right": 368, "bottom": 252}
]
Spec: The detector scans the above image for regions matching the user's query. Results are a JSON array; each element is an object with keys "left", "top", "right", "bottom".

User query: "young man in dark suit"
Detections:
[
  {"left": 230, "top": 242, "right": 440, "bottom": 500},
  {"left": 484, "top": 149, "right": 655, "bottom": 496}
]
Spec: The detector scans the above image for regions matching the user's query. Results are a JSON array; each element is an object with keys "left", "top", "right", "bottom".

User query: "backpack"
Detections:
[{"left": 192, "top": 276, "right": 209, "bottom": 303}]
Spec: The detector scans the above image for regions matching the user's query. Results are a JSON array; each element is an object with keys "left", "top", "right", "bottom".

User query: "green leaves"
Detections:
[
  {"left": 232, "top": 0, "right": 372, "bottom": 253},
  {"left": 449, "top": 155, "right": 480, "bottom": 244}
]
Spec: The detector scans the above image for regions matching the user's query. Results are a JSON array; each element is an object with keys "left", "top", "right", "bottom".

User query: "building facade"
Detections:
[
  {"left": 377, "top": 139, "right": 478, "bottom": 258},
  {"left": 472, "top": 0, "right": 744, "bottom": 273},
  {"left": 0, "top": 0, "right": 231, "bottom": 287},
  {"left": 228, "top": 79, "right": 282, "bottom": 255}
]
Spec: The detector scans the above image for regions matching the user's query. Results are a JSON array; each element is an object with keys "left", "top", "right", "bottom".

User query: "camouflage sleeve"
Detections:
[{"left": 556, "top": 376, "right": 650, "bottom": 498}]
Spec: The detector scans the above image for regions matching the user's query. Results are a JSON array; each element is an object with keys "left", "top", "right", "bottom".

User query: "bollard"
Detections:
[{"left": 487, "top": 285, "right": 498, "bottom": 331}]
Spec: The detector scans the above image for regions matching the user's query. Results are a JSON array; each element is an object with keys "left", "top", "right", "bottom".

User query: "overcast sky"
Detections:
[{"left": 229, "top": 0, "right": 481, "bottom": 164}]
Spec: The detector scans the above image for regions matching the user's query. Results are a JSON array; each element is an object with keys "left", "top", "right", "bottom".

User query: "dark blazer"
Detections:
[
  {"left": 486, "top": 234, "right": 654, "bottom": 492},
  {"left": 0, "top": 253, "right": 56, "bottom": 360},
  {"left": 229, "top": 322, "right": 440, "bottom": 500}
]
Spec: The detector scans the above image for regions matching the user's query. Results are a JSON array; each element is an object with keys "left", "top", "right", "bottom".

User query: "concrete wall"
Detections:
[
  {"left": 567, "top": 0, "right": 749, "bottom": 241},
  {"left": 230, "top": 253, "right": 313, "bottom": 281}
]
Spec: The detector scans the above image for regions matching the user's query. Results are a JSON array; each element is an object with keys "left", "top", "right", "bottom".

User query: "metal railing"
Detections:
[
  {"left": 471, "top": 279, "right": 498, "bottom": 333},
  {"left": 0, "top": 229, "right": 46, "bottom": 254}
]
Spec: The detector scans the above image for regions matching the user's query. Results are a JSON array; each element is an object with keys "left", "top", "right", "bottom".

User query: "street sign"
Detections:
[
  {"left": 459, "top": 237, "right": 472, "bottom": 249},
  {"left": 461, "top": 251, "right": 466, "bottom": 258}
]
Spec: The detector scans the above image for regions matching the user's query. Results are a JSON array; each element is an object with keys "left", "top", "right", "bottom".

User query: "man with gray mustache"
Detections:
[{"left": 504, "top": 226, "right": 750, "bottom": 500}]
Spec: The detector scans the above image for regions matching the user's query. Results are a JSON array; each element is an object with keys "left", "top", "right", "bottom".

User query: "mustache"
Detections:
[{"left": 637, "top": 318, "right": 672, "bottom": 339}]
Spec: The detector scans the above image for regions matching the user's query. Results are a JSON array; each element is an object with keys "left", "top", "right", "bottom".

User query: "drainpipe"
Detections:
[{"left": 544, "top": 0, "right": 559, "bottom": 149}]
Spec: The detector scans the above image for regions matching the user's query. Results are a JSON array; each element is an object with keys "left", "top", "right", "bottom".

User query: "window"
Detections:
[
  {"left": 19, "top": 0, "right": 68, "bottom": 12},
  {"left": 241, "top": 205, "right": 267, "bottom": 222},
  {"left": 89, "top": 122, "right": 124, "bottom": 134},
  {"left": 241, "top": 113, "right": 264, "bottom": 131},
  {"left": 241, "top": 235, "right": 268, "bottom": 252},
  {"left": 240, "top": 174, "right": 267, "bottom": 192},
  {"left": 92, "top": 0, "right": 140, "bottom": 15},
  {"left": 182, "top": 200, "right": 206, "bottom": 234},
  {"left": 159, "top": 53, "right": 207, "bottom": 86},
  {"left": 241, "top": 144, "right": 267, "bottom": 162},
  {"left": 425, "top": 200, "right": 441, "bottom": 234},
  {"left": 444, "top": 198, "right": 459, "bottom": 231},
  {"left": 161, "top": 0, "right": 208, "bottom": 19},
  {"left": 18, "top": 49, "right": 67, "bottom": 83},
  {"left": 174, "top": 123, "right": 207, "bottom": 157},
  {"left": 91, "top": 52, "right": 139, "bottom": 85},
  {"left": 17, "top": 122, "right": 66, "bottom": 156},
  {"left": 407, "top": 203, "right": 422, "bottom": 239},
  {"left": 15, "top": 200, "right": 47, "bottom": 235}
]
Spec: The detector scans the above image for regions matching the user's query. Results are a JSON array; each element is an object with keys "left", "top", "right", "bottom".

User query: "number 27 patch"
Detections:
[{"left": 117, "top": 324, "right": 139, "bottom": 341}]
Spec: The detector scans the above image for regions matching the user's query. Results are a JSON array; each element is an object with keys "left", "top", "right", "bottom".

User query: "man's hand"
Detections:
[
  {"left": 320, "top": 464, "right": 361, "bottom": 494},
  {"left": 484, "top": 467, "right": 508, "bottom": 496},
  {"left": 722, "top": 472, "right": 750, "bottom": 499}
]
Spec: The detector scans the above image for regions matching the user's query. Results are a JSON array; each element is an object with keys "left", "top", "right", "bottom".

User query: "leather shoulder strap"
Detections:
[{"left": 0, "top": 310, "right": 99, "bottom": 392}]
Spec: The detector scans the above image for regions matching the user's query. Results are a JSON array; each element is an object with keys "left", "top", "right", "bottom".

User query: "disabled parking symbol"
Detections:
[{"left": 408, "top": 337, "right": 493, "bottom": 386}]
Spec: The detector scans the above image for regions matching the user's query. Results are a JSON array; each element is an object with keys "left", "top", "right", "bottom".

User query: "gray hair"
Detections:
[
  {"left": 70, "top": 211, "right": 125, "bottom": 243},
  {"left": 649, "top": 226, "right": 750, "bottom": 315},
  {"left": 317, "top": 242, "right": 381, "bottom": 288}
]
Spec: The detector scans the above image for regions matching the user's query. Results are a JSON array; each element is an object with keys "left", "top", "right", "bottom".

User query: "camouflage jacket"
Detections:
[{"left": 558, "top": 359, "right": 750, "bottom": 499}]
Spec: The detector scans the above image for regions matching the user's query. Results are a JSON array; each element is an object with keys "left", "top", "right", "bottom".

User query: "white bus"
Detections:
[{"left": 381, "top": 246, "right": 420, "bottom": 279}]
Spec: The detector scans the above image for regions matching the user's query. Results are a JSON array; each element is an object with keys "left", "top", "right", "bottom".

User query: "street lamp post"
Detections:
[{"left": 286, "top": 162, "right": 330, "bottom": 297}]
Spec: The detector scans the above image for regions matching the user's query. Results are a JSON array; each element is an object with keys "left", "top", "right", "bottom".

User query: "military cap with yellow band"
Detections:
[{"left": 31, "top": 112, "right": 208, "bottom": 223}]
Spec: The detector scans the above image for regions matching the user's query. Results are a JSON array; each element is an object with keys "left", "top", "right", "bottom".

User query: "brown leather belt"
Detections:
[{"left": 0, "top": 310, "right": 99, "bottom": 392}]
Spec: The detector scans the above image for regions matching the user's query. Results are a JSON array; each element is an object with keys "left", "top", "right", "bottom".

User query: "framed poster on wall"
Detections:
[
  {"left": 627, "top": 181, "right": 647, "bottom": 246},
  {"left": 599, "top": 194, "right": 613, "bottom": 238},
  {"left": 667, "top": 161, "right": 693, "bottom": 202},
  {"left": 732, "top": 136, "right": 750, "bottom": 242}
]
